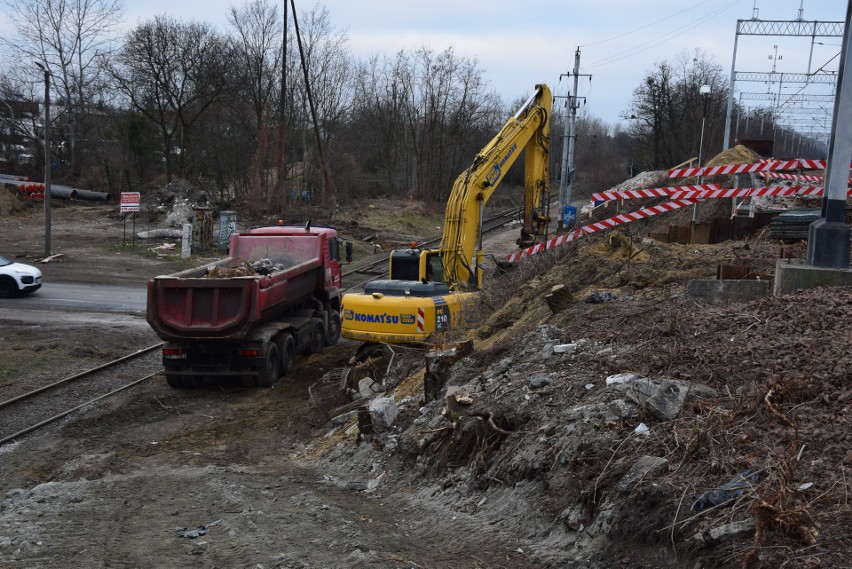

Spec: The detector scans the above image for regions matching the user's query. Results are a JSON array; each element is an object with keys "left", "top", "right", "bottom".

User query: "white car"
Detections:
[{"left": 0, "top": 255, "right": 42, "bottom": 298}]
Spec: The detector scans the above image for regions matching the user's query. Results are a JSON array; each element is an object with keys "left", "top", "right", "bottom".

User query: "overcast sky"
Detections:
[{"left": 2, "top": 0, "right": 846, "bottom": 125}]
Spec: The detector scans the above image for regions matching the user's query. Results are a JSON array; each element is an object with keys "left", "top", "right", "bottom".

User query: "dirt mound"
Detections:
[
  {"left": 314, "top": 229, "right": 845, "bottom": 568},
  {"left": 705, "top": 144, "right": 762, "bottom": 166},
  {"left": 0, "top": 184, "right": 28, "bottom": 216}
]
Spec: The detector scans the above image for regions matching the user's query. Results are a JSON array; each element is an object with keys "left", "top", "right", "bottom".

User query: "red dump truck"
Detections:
[{"left": 146, "top": 224, "right": 351, "bottom": 387}]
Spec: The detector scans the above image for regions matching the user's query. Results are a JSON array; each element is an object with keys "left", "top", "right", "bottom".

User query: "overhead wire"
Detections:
[
  {"left": 580, "top": 0, "right": 717, "bottom": 48},
  {"left": 585, "top": 0, "right": 744, "bottom": 70}
]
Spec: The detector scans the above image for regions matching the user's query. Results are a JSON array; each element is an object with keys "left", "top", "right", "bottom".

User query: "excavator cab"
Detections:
[{"left": 388, "top": 249, "right": 445, "bottom": 284}]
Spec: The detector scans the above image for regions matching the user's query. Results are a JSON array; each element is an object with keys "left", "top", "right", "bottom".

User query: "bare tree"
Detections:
[
  {"left": 285, "top": 4, "right": 352, "bottom": 205},
  {"left": 227, "top": 0, "right": 283, "bottom": 208},
  {"left": 625, "top": 49, "right": 727, "bottom": 170},
  {"left": 106, "top": 16, "right": 233, "bottom": 181},
  {"left": 3, "top": 0, "right": 125, "bottom": 179},
  {"left": 227, "top": 0, "right": 282, "bottom": 135}
]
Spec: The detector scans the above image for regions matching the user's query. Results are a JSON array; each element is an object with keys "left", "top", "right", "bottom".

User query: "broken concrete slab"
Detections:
[
  {"left": 617, "top": 455, "right": 668, "bottom": 492},
  {"left": 368, "top": 397, "right": 398, "bottom": 429},
  {"left": 693, "top": 518, "right": 756, "bottom": 545},
  {"left": 614, "top": 377, "right": 718, "bottom": 421}
]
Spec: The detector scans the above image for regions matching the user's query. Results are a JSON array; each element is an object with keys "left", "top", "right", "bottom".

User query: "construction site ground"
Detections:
[{"left": 0, "top": 187, "right": 850, "bottom": 568}]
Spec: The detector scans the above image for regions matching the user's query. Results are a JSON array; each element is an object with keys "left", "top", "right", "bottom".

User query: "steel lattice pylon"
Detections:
[{"left": 723, "top": 17, "right": 845, "bottom": 151}]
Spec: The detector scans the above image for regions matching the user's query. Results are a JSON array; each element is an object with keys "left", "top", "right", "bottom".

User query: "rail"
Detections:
[{"left": 0, "top": 344, "right": 164, "bottom": 445}]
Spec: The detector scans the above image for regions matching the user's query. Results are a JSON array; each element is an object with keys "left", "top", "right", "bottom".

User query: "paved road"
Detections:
[{"left": 0, "top": 282, "right": 146, "bottom": 314}]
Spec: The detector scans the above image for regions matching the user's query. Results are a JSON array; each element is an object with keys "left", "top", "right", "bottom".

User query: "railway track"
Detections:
[
  {"left": 341, "top": 205, "right": 525, "bottom": 292},
  {"left": 0, "top": 344, "right": 164, "bottom": 446}
]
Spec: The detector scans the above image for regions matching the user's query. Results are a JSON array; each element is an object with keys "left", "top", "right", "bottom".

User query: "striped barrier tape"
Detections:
[
  {"left": 506, "top": 198, "right": 699, "bottom": 262},
  {"left": 667, "top": 160, "right": 801, "bottom": 178},
  {"left": 758, "top": 172, "right": 852, "bottom": 184},
  {"left": 670, "top": 186, "right": 820, "bottom": 199},
  {"left": 666, "top": 159, "right": 851, "bottom": 178},
  {"left": 590, "top": 184, "right": 720, "bottom": 202},
  {"left": 758, "top": 172, "right": 824, "bottom": 182},
  {"left": 669, "top": 185, "right": 852, "bottom": 199}
]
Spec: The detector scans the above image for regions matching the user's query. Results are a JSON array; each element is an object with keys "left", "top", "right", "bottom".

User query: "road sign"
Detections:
[{"left": 120, "top": 192, "right": 141, "bottom": 213}]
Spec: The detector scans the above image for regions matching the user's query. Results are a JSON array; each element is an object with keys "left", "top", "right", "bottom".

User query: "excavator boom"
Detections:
[
  {"left": 441, "top": 84, "right": 552, "bottom": 287},
  {"left": 341, "top": 84, "right": 552, "bottom": 343}
]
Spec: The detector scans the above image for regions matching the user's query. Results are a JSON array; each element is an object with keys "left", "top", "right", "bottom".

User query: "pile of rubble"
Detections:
[
  {"left": 147, "top": 178, "right": 211, "bottom": 228},
  {"left": 307, "top": 231, "right": 850, "bottom": 568}
]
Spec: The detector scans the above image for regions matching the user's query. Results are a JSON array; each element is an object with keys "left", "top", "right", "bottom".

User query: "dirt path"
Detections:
[
  {"left": 0, "top": 331, "right": 535, "bottom": 568},
  {"left": 0, "top": 202, "right": 538, "bottom": 567}
]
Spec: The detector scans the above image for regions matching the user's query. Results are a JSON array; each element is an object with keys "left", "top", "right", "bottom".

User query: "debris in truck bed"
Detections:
[{"left": 203, "top": 258, "right": 286, "bottom": 278}]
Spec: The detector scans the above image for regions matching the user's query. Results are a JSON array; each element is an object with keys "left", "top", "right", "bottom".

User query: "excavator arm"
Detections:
[
  {"left": 340, "top": 84, "right": 552, "bottom": 344},
  {"left": 440, "top": 83, "right": 552, "bottom": 288}
]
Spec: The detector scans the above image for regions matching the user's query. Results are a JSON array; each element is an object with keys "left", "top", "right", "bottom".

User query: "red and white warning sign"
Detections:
[{"left": 120, "top": 191, "right": 141, "bottom": 213}]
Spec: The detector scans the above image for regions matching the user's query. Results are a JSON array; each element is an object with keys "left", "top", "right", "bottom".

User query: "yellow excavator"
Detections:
[{"left": 341, "top": 83, "right": 552, "bottom": 343}]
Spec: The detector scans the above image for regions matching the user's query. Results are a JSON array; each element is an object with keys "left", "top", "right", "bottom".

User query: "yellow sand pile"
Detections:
[{"left": 704, "top": 144, "right": 762, "bottom": 167}]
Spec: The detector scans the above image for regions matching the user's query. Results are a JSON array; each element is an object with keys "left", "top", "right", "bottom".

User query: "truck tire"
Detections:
[
  {"left": 325, "top": 310, "right": 341, "bottom": 346},
  {"left": 0, "top": 277, "right": 18, "bottom": 298},
  {"left": 309, "top": 320, "right": 325, "bottom": 355},
  {"left": 279, "top": 333, "right": 296, "bottom": 376},
  {"left": 165, "top": 374, "right": 185, "bottom": 388},
  {"left": 256, "top": 342, "right": 281, "bottom": 387},
  {"left": 165, "top": 368, "right": 197, "bottom": 388}
]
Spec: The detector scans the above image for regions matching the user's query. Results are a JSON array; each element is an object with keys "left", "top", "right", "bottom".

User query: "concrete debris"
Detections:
[
  {"left": 605, "top": 372, "right": 639, "bottom": 386},
  {"left": 528, "top": 373, "right": 553, "bottom": 390},
  {"left": 553, "top": 343, "right": 578, "bottom": 354},
  {"left": 137, "top": 228, "right": 182, "bottom": 239},
  {"left": 614, "top": 377, "right": 716, "bottom": 422},
  {"left": 368, "top": 397, "right": 398, "bottom": 430},
  {"left": 358, "top": 377, "right": 384, "bottom": 399},
  {"left": 693, "top": 519, "right": 756, "bottom": 545},
  {"left": 483, "top": 357, "right": 513, "bottom": 381},
  {"left": 617, "top": 455, "right": 668, "bottom": 492}
]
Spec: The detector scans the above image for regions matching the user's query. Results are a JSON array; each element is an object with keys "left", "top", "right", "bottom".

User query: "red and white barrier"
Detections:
[
  {"left": 665, "top": 158, "right": 852, "bottom": 178},
  {"left": 670, "top": 185, "right": 852, "bottom": 200},
  {"left": 758, "top": 172, "right": 824, "bottom": 182},
  {"left": 591, "top": 184, "right": 720, "bottom": 203},
  {"left": 667, "top": 159, "right": 804, "bottom": 178},
  {"left": 506, "top": 198, "right": 699, "bottom": 262},
  {"left": 758, "top": 172, "right": 852, "bottom": 184}
]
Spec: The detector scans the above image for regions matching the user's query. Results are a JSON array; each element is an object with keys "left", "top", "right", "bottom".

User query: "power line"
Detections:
[
  {"left": 585, "top": 0, "right": 742, "bottom": 69},
  {"left": 580, "top": 0, "right": 717, "bottom": 48}
]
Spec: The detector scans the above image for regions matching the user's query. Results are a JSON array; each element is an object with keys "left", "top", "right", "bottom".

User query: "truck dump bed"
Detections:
[{"left": 147, "top": 233, "right": 323, "bottom": 341}]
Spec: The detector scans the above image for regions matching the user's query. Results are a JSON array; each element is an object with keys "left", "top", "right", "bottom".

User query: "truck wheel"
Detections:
[
  {"left": 0, "top": 277, "right": 18, "bottom": 298},
  {"left": 309, "top": 320, "right": 325, "bottom": 355},
  {"left": 165, "top": 374, "right": 185, "bottom": 388},
  {"left": 165, "top": 368, "right": 196, "bottom": 388},
  {"left": 256, "top": 342, "right": 281, "bottom": 387},
  {"left": 325, "top": 310, "right": 341, "bottom": 346},
  {"left": 279, "top": 333, "right": 296, "bottom": 376}
]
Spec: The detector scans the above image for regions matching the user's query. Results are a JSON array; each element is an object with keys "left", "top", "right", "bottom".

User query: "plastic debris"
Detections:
[
  {"left": 584, "top": 291, "right": 616, "bottom": 304},
  {"left": 692, "top": 471, "right": 759, "bottom": 511}
]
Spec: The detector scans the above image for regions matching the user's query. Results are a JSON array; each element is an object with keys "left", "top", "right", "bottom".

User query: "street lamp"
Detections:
[
  {"left": 35, "top": 62, "right": 51, "bottom": 257},
  {"left": 694, "top": 84, "right": 711, "bottom": 222}
]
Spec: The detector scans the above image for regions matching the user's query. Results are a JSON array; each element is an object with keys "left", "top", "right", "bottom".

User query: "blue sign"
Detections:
[{"left": 562, "top": 205, "right": 577, "bottom": 227}]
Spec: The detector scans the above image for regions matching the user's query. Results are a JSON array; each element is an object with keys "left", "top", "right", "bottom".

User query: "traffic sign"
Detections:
[{"left": 120, "top": 192, "right": 141, "bottom": 213}]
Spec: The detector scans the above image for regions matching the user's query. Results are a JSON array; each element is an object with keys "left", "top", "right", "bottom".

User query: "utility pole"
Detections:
[
  {"left": 558, "top": 47, "right": 590, "bottom": 231},
  {"left": 35, "top": 62, "right": 51, "bottom": 257}
]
